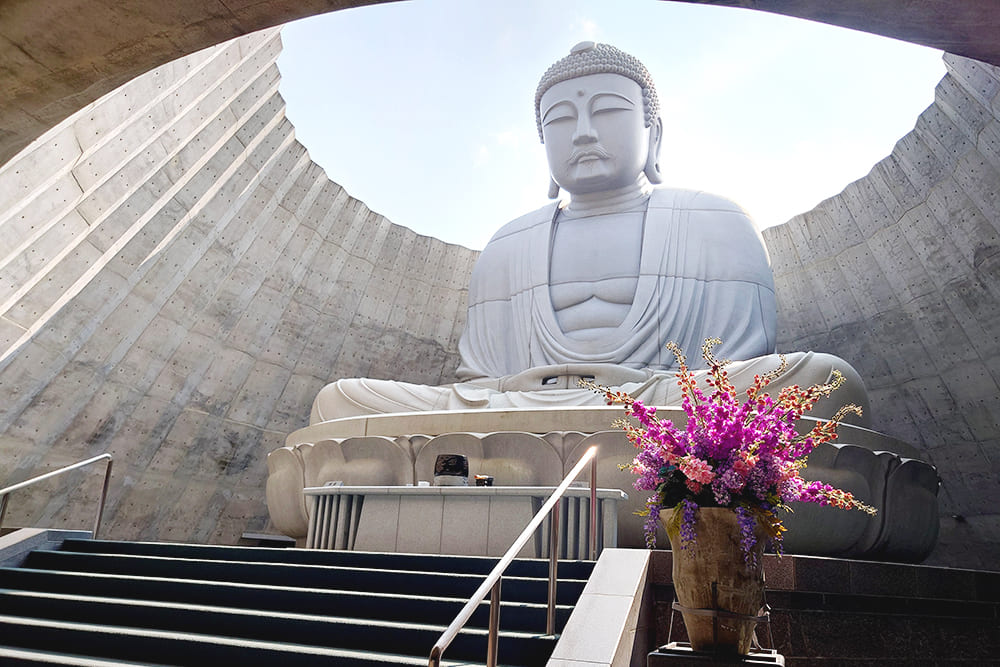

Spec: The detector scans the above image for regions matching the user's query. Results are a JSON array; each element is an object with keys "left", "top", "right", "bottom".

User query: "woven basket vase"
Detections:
[{"left": 663, "top": 507, "right": 767, "bottom": 655}]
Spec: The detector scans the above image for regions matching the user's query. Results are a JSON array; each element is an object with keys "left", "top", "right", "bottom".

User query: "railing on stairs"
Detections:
[
  {"left": 0, "top": 453, "right": 113, "bottom": 538},
  {"left": 428, "top": 445, "right": 598, "bottom": 667}
]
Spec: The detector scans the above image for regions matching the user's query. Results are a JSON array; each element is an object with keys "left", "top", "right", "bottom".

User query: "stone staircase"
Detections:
[{"left": 0, "top": 538, "right": 594, "bottom": 666}]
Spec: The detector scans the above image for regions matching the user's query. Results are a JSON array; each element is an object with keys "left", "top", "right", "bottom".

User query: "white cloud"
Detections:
[
  {"left": 473, "top": 144, "right": 491, "bottom": 168},
  {"left": 495, "top": 128, "right": 523, "bottom": 147},
  {"left": 569, "top": 16, "right": 600, "bottom": 40}
]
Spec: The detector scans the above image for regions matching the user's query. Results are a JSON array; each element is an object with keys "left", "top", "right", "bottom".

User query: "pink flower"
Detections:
[
  {"left": 679, "top": 455, "right": 715, "bottom": 483},
  {"left": 732, "top": 451, "right": 758, "bottom": 476}
]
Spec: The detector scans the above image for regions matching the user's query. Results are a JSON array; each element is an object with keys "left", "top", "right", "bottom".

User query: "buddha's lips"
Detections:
[{"left": 570, "top": 147, "right": 610, "bottom": 164}]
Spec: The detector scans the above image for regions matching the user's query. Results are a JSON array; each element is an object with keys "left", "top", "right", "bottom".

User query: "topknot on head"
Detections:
[{"left": 534, "top": 42, "right": 660, "bottom": 142}]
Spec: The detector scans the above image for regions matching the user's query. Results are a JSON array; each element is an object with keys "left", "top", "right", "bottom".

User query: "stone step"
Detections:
[
  {"left": 59, "top": 538, "right": 596, "bottom": 579},
  {"left": 0, "top": 614, "right": 487, "bottom": 666},
  {"left": 0, "top": 565, "right": 574, "bottom": 632},
  {"left": 0, "top": 590, "right": 553, "bottom": 665},
  {"left": 21, "top": 549, "right": 589, "bottom": 605},
  {"left": 0, "top": 646, "right": 165, "bottom": 666}
]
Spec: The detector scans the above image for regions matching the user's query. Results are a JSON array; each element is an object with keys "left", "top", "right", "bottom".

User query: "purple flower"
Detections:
[
  {"left": 679, "top": 499, "right": 698, "bottom": 549},
  {"left": 643, "top": 502, "right": 661, "bottom": 548},
  {"left": 735, "top": 506, "right": 758, "bottom": 568}
]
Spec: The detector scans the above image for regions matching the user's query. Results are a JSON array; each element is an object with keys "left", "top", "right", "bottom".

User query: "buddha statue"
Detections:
[{"left": 311, "top": 42, "right": 871, "bottom": 425}]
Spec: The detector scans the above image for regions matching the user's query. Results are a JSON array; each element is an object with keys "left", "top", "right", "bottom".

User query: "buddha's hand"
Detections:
[{"left": 498, "top": 363, "right": 650, "bottom": 391}]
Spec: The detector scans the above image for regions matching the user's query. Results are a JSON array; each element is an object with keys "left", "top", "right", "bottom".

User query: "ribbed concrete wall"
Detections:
[
  {"left": 763, "top": 53, "right": 1000, "bottom": 569},
  {"left": 0, "top": 29, "right": 475, "bottom": 543}
]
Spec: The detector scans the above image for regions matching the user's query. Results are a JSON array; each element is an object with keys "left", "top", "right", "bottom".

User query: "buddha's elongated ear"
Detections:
[
  {"left": 547, "top": 176, "right": 560, "bottom": 199},
  {"left": 644, "top": 116, "right": 664, "bottom": 185}
]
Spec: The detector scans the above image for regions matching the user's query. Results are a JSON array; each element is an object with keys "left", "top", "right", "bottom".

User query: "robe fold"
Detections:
[{"left": 457, "top": 188, "right": 777, "bottom": 379}]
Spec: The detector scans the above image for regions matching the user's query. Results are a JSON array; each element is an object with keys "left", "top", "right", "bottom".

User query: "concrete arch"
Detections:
[{"left": 2, "top": 1, "right": 1000, "bottom": 168}]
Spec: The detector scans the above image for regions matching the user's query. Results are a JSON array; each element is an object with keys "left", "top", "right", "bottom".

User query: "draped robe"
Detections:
[{"left": 457, "top": 188, "right": 777, "bottom": 378}]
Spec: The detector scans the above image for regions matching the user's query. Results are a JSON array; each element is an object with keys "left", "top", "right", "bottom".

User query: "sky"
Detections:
[{"left": 277, "top": 0, "right": 946, "bottom": 250}]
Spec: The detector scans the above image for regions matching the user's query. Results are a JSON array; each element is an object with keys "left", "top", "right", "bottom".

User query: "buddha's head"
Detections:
[{"left": 535, "top": 42, "right": 663, "bottom": 198}]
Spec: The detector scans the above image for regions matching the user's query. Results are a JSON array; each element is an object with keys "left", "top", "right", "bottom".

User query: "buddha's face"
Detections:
[{"left": 540, "top": 73, "right": 652, "bottom": 195}]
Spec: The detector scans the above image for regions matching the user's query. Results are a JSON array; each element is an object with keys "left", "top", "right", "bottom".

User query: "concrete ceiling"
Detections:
[
  {"left": 1, "top": 0, "right": 998, "bottom": 168},
  {"left": 685, "top": 1, "right": 1000, "bottom": 65}
]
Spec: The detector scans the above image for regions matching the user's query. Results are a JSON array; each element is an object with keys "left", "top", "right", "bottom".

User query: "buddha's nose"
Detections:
[{"left": 572, "top": 115, "right": 598, "bottom": 145}]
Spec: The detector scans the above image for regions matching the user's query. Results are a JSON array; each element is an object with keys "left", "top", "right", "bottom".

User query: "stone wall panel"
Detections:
[
  {"left": 895, "top": 133, "right": 943, "bottom": 193},
  {"left": 926, "top": 181, "right": 998, "bottom": 268},
  {"left": 837, "top": 241, "right": 895, "bottom": 319},
  {"left": 977, "top": 120, "right": 1000, "bottom": 167},
  {"left": 785, "top": 211, "right": 830, "bottom": 264},
  {"left": 803, "top": 256, "right": 860, "bottom": 326},
  {"left": 865, "top": 162, "right": 903, "bottom": 220},
  {"left": 0, "top": 178, "right": 87, "bottom": 278},
  {"left": 834, "top": 183, "right": 873, "bottom": 242},
  {"left": 901, "top": 205, "right": 970, "bottom": 288},
  {"left": 935, "top": 71, "right": 990, "bottom": 138},
  {"left": 228, "top": 360, "right": 294, "bottom": 428},
  {"left": 941, "top": 278, "right": 1000, "bottom": 360},
  {"left": 830, "top": 319, "right": 894, "bottom": 390},
  {"left": 291, "top": 311, "right": 341, "bottom": 381},
  {"left": 53, "top": 379, "right": 135, "bottom": 457},
  {"left": 951, "top": 153, "right": 1000, "bottom": 220},
  {"left": 0, "top": 319, "right": 25, "bottom": 353},
  {"left": 906, "top": 293, "right": 977, "bottom": 371},
  {"left": 867, "top": 385, "right": 922, "bottom": 445},
  {"left": 913, "top": 108, "right": 968, "bottom": 173},
  {"left": 944, "top": 54, "right": 1000, "bottom": 110},
  {"left": 269, "top": 373, "right": 326, "bottom": 433},
  {"left": 864, "top": 224, "right": 925, "bottom": 309}
]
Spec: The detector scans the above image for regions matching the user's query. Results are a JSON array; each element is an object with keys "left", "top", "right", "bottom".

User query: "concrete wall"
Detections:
[
  {"left": 763, "top": 53, "right": 1000, "bottom": 569},
  {"left": 0, "top": 29, "right": 476, "bottom": 544}
]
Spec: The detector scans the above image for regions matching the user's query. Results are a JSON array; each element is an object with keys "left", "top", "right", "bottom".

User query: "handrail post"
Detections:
[
  {"left": 0, "top": 493, "right": 9, "bottom": 533},
  {"left": 487, "top": 579, "right": 502, "bottom": 667},
  {"left": 590, "top": 453, "right": 598, "bottom": 560},
  {"left": 546, "top": 497, "right": 560, "bottom": 635},
  {"left": 92, "top": 458, "right": 114, "bottom": 539}
]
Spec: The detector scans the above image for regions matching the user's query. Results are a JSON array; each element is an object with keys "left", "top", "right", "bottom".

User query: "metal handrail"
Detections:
[
  {"left": 0, "top": 453, "right": 113, "bottom": 538},
  {"left": 428, "top": 445, "right": 599, "bottom": 667}
]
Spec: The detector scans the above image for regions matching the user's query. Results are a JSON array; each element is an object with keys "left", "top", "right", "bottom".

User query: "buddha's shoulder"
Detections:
[
  {"left": 648, "top": 187, "right": 750, "bottom": 215},
  {"left": 486, "top": 201, "right": 560, "bottom": 245},
  {"left": 648, "top": 188, "right": 765, "bottom": 252},
  {"left": 470, "top": 202, "right": 557, "bottom": 291}
]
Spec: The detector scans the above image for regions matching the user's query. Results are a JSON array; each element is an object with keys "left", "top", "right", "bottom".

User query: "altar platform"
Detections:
[
  {"left": 303, "top": 484, "right": 627, "bottom": 558},
  {"left": 270, "top": 406, "right": 941, "bottom": 561}
]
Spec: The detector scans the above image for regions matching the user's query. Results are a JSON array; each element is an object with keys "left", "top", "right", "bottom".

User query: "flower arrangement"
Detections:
[{"left": 583, "top": 338, "right": 876, "bottom": 563}]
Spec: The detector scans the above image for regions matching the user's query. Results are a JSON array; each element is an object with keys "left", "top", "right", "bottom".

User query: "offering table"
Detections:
[{"left": 303, "top": 484, "right": 627, "bottom": 557}]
